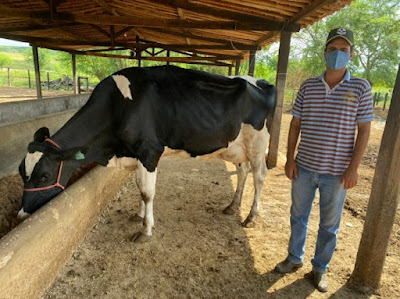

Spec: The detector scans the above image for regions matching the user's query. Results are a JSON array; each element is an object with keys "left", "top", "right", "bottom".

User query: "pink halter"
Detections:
[{"left": 23, "top": 138, "right": 66, "bottom": 192}]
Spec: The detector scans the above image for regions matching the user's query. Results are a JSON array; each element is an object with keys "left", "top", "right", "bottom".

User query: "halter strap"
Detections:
[{"left": 24, "top": 138, "right": 66, "bottom": 192}]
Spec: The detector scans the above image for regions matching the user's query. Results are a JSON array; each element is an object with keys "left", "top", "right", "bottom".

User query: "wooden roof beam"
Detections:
[
  {"left": 90, "top": 24, "right": 111, "bottom": 38},
  {"left": 143, "top": 28, "right": 254, "bottom": 50},
  {"left": 0, "top": 33, "right": 260, "bottom": 51},
  {"left": 255, "top": 0, "right": 338, "bottom": 45},
  {"left": 152, "top": 0, "right": 295, "bottom": 26},
  {"left": 27, "top": 42, "right": 243, "bottom": 61},
  {"left": 76, "top": 51, "right": 232, "bottom": 66},
  {"left": 0, "top": 23, "right": 78, "bottom": 33},
  {"left": 290, "top": 0, "right": 338, "bottom": 23},
  {"left": 0, "top": 6, "right": 300, "bottom": 31},
  {"left": 93, "top": 0, "right": 120, "bottom": 16}
]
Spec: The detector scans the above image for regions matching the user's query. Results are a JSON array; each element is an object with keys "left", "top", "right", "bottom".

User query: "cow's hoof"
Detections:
[
  {"left": 131, "top": 232, "right": 151, "bottom": 243},
  {"left": 223, "top": 206, "right": 236, "bottom": 215},
  {"left": 129, "top": 213, "right": 144, "bottom": 222},
  {"left": 242, "top": 219, "right": 255, "bottom": 228}
]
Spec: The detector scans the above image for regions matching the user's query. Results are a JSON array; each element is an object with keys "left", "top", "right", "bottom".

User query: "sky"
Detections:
[{"left": 0, "top": 38, "right": 29, "bottom": 47}]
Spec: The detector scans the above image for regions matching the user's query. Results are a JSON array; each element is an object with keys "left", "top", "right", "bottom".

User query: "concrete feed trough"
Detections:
[{"left": 0, "top": 96, "right": 130, "bottom": 298}]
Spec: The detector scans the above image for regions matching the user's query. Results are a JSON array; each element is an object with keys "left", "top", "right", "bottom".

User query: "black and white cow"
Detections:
[{"left": 18, "top": 65, "right": 277, "bottom": 242}]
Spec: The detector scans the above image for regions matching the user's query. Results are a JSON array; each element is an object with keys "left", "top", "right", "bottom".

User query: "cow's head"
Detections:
[{"left": 18, "top": 127, "right": 85, "bottom": 219}]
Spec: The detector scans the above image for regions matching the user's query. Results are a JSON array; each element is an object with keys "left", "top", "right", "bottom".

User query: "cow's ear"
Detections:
[
  {"left": 33, "top": 127, "right": 50, "bottom": 142},
  {"left": 58, "top": 147, "right": 86, "bottom": 161},
  {"left": 28, "top": 141, "right": 47, "bottom": 153}
]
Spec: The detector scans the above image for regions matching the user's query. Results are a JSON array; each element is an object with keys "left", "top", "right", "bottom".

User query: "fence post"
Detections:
[
  {"left": 78, "top": 76, "right": 81, "bottom": 94},
  {"left": 383, "top": 93, "right": 388, "bottom": 111},
  {"left": 7, "top": 68, "right": 10, "bottom": 86},
  {"left": 28, "top": 70, "right": 31, "bottom": 88},
  {"left": 373, "top": 92, "right": 376, "bottom": 107},
  {"left": 47, "top": 72, "right": 50, "bottom": 90}
]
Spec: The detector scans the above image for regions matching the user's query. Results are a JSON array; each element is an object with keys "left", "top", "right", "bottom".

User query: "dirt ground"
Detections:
[{"left": 13, "top": 110, "right": 391, "bottom": 298}]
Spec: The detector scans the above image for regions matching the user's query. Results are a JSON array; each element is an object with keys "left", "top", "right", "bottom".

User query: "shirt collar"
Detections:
[{"left": 319, "top": 69, "right": 351, "bottom": 82}]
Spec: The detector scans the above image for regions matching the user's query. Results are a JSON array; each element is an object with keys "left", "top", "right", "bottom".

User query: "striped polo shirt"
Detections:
[{"left": 292, "top": 70, "right": 374, "bottom": 176}]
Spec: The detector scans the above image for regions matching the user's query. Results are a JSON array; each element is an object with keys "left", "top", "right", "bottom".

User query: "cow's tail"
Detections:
[{"left": 256, "top": 79, "right": 277, "bottom": 132}]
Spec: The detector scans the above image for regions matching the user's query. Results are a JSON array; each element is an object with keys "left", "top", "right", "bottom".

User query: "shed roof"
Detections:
[{"left": 0, "top": 0, "right": 353, "bottom": 66}]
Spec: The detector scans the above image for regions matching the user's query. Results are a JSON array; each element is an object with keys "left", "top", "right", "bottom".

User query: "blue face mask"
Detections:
[{"left": 325, "top": 50, "right": 350, "bottom": 70}]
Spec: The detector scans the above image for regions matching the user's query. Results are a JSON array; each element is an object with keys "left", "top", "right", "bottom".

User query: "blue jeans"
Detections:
[{"left": 287, "top": 166, "right": 347, "bottom": 273}]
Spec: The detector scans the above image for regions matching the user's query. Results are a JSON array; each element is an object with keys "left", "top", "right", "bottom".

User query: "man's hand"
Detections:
[
  {"left": 285, "top": 159, "right": 298, "bottom": 181},
  {"left": 341, "top": 166, "right": 358, "bottom": 189}
]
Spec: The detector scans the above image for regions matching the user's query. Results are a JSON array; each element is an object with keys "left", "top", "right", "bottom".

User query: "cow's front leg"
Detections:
[
  {"left": 132, "top": 161, "right": 157, "bottom": 243},
  {"left": 243, "top": 158, "right": 267, "bottom": 228},
  {"left": 223, "top": 162, "right": 250, "bottom": 215}
]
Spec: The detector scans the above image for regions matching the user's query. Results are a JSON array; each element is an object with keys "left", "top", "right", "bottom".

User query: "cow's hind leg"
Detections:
[
  {"left": 131, "top": 199, "right": 145, "bottom": 222},
  {"left": 223, "top": 162, "right": 250, "bottom": 215},
  {"left": 132, "top": 161, "right": 157, "bottom": 243},
  {"left": 243, "top": 157, "right": 267, "bottom": 228}
]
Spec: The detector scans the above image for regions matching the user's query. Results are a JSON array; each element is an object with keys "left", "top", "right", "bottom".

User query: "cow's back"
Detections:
[{"left": 110, "top": 66, "right": 275, "bottom": 161}]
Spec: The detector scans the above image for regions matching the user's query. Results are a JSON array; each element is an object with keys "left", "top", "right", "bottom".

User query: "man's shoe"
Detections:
[
  {"left": 313, "top": 269, "right": 328, "bottom": 292},
  {"left": 274, "top": 258, "right": 303, "bottom": 273}
]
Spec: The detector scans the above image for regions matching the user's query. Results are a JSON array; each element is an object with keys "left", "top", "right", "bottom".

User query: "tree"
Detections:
[
  {"left": 0, "top": 53, "right": 12, "bottom": 70},
  {"left": 292, "top": 0, "right": 400, "bottom": 88}
]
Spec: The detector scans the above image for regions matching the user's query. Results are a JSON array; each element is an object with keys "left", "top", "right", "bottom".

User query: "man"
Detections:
[{"left": 274, "top": 28, "right": 374, "bottom": 292}]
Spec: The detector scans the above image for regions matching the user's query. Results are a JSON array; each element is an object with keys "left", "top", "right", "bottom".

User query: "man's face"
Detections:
[{"left": 324, "top": 37, "right": 354, "bottom": 59}]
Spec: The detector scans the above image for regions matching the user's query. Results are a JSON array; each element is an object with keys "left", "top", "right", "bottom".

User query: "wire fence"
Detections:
[{"left": 0, "top": 67, "right": 93, "bottom": 93}]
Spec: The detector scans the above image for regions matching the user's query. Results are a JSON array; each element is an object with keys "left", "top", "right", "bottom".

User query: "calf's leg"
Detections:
[
  {"left": 223, "top": 162, "right": 250, "bottom": 215},
  {"left": 132, "top": 161, "right": 157, "bottom": 243}
]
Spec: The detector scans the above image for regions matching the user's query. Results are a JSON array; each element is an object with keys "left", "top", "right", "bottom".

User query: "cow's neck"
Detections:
[{"left": 51, "top": 93, "right": 115, "bottom": 165}]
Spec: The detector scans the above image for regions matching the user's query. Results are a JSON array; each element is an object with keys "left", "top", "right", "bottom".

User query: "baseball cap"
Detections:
[{"left": 326, "top": 28, "right": 354, "bottom": 46}]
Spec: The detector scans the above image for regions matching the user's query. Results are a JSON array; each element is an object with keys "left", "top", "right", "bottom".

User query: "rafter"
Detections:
[
  {"left": 0, "top": 23, "right": 78, "bottom": 33},
  {"left": 0, "top": 5, "right": 301, "bottom": 32},
  {"left": 0, "top": 32, "right": 259, "bottom": 51},
  {"left": 142, "top": 28, "right": 254, "bottom": 50},
  {"left": 255, "top": 0, "right": 337, "bottom": 45},
  {"left": 152, "top": 0, "right": 290, "bottom": 24}
]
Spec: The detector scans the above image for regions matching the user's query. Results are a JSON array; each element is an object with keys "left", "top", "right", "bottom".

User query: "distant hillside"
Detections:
[{"left": 0, "top": 45, "right": 32, "bottom": 70}]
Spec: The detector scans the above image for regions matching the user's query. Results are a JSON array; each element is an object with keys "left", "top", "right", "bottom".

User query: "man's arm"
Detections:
[
  {"left": 285, "top": 116, "right": 301, "bottom": 180},
  {"left": 341, "top": 121, "right": 371, "bottom": 189}
]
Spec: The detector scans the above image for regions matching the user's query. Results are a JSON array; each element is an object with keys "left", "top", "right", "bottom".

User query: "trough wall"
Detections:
[
  {"left": 0, "top": 166, "right": 131, "bottom": 299},
  {"left": 0, "top": 95, "right": 89, "bottom": 179}
]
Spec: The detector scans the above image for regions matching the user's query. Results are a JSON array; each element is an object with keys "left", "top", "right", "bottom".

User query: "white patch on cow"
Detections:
[
  {"left": 17, "top": 208, "right": 30, "bottom": 220},
  {"left": 106, "top": 155, "right": 138, "bottom": 171},
  {"left": 112, "top": 75, "right": 133, "bottom": 100},
  {"left": 229, "top": 75, "right": 262, "bottom": 89},
  {"left": 25, "top": 151, "right": 43, "bottom": 181}
]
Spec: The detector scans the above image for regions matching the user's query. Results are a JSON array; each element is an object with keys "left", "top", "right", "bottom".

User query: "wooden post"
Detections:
[
  {"left": 235, "top": 58, "right": 240, "bottom": 75},
  {"left": 32, "top": 45, "right": 42, "bottom": 99},
  {"left": 136, "top": 36, "right": 142, "bottom": 68},
  {"left": 7, "top": 68, "right": 10, "bottom": 86},
  {"left": 228, "top": 65, "right": 232, "bottom": 76},
  {"left": 383, "top": 93, "right": 388, "bottom": 111},
  {"left": 350, "top": 64, "right": 400, "bottom": 289},
  {"left": 28, "top": 70, "right": 31, "bottom": 88},
  {"left": 248, "top": 48, "right": 256, "bottom": 76},
  {"left": 47, "top": 72, "right": 50, "bottom": 90},
  {"left": 78, "top": 76, "right": 81, "bottom": 94},
  {"left": 166, "top": 50, "right": 170, "bottom": 66},
  {"left": 72, "top": 53, "right": 77, "bottom": 94},
  {"left": 267, "top": 31, "right": 292, "bottom": 168}
]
